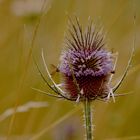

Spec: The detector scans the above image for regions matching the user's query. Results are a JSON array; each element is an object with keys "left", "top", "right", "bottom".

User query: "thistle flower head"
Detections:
[
  {"left": 59, "top": 18, "right": 114, "bottom": 101},
  {"left": 34, "top": 16, "right": 135, "bottom": 140}
]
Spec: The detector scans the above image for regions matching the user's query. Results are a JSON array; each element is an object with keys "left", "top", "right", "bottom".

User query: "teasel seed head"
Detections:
[{"left": 59, "top": 18, "right": 114, "bottom": 101}]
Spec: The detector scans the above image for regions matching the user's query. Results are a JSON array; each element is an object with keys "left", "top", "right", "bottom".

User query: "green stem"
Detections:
[{"left": 84, "top": 98, "right": 93, "bottom": 140}]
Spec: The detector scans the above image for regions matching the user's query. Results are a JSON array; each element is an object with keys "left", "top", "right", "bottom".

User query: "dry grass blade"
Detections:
[
  {"left": 6, "top": 1, "right": 47, "bottom": 139},
  {"left": 0, "top": 101, "right": 48, "bottom": 122}
]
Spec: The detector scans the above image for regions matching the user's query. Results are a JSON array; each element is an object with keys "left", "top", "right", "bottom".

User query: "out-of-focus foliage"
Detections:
[{"left": 0, "top": 0, "right": 140, "bottom": 140}]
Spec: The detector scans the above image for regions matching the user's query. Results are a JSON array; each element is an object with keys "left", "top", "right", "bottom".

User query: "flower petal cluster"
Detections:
[{"left": 59, "top": 19, "right": 114, "bottom": 100}]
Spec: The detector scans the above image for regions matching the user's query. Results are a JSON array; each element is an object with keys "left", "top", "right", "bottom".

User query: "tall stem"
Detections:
[{"left": 84, "top": 98, "right": 93, "bottom": 140}]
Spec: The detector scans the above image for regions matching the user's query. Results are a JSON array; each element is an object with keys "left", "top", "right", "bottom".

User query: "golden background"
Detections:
[{"left": 0, "top": 0, "right": 140, "bottom": 140}]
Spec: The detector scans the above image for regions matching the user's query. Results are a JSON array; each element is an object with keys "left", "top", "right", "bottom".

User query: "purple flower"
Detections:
[
  {"left": 35, "top": 17, "right": 133, "bottom": 102},
  {"left": 59, "top": 18, "right": 114, "bottom": 101},
  {"left": 34, "top": 16, "right": 134, "bottom": 140}
]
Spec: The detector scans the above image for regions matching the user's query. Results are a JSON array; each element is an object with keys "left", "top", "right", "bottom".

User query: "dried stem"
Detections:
[{"left": 84, "top": 98, "right": 93, "bottom": 140}]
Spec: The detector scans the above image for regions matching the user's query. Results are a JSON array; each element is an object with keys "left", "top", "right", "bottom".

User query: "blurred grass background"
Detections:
[{"left": 0, "top": 0, "right": 140, "bottom": 140}]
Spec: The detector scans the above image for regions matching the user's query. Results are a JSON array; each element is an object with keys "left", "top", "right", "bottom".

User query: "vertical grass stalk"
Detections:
[{"left": 84, "top": 98, "right": 93, "bottom": 140}]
